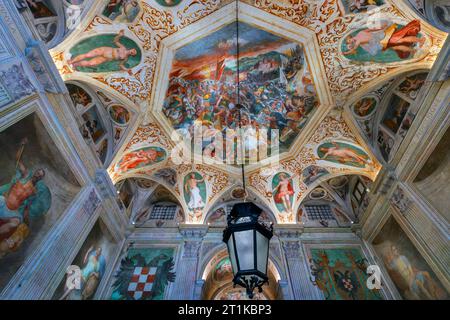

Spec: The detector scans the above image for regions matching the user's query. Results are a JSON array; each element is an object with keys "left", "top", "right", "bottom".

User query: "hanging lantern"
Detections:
[{"left": 223, "top": 202, "right": 274, "bottom": 298}]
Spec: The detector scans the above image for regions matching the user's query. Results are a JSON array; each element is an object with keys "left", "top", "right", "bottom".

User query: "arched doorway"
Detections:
[{"left": 200, "top": 250, "right": 282, "bottom": 300}]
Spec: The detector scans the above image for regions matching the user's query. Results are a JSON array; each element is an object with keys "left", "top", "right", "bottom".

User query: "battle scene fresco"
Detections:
[
  {"left": 0, "top": 114, "right": 80, "bottom": 291},
  {"left": 163, "top": 22, "right": 319, "bottom": 154},
  {"left": 53, "top": 220, "right": 116, "bottom": 300},
  {"left": 372, "top": 217, "right": 448, "bottom": 300}
]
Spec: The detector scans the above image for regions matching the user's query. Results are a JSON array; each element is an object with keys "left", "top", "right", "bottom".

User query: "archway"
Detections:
[{"left": 200, "top": 249, "right": 283, "bottom": 300}]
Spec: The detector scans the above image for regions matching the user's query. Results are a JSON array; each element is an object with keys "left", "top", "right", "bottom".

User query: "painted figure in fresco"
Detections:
[
  {"left": 80, "top": 246, "right": 106, "bottom": 299},
  {"left": 110, "top": 105, "right": 130, "bottom": 125},
  {"left": 97, "top": 139, "right": 108, "bottom": 162},
  {"left": 386, "top": 245, "right": 447, "bottom": 300},
  {"left": 69, "top": 86, "right": 91, "bottom": 110},
  {"left": 303, "top": 165, "right": 329, "bottom": 186},
  {"left": 214, "top": 258, "right": 233, "bottom": 282},
  {"left": 118, "top": 148, "right": 165, "bottom": 173},
  {"left": 217, "top": 288, "right": 266, "bottom": 300},
  {"left": 61, "top": 246, "right": 106, "bottom": 300},
  {"left": 319, "top": 142, "right": 370, "bottom": 166},
  {"left": 153, "top": 168, "right": 177, "bottom": 186},
  {"left": 156, "top": 0, "right": 182, "bottom": 7},
  {"left": 26, "top": 0, "right": 55, "bottom": 18},
  {"left": 272, "top": 173, "right": 296, "bottom": 215},
  {"left": 104, "top": 0, "right": 140, "bottom": 23},
  {"left": 207, "top": 208, "right": 226, "bottom": 225},
  {"left": 68, "top": 30, "right": 137, "bottom": 74},
  {"left": 0, "top": 138, "right": 51, "bottom": 258},
  {"left": 114, "top": 127, "right": 122, "bottom": 143},
  {"left": 184, "top": 173, "right": 205, "bottom": 214},
  {"left": 354, "top": 97, "right": 376, "bottom": 117},
  {"left": 383, "top": 98, "right": 409, "bottom": 133},
  {"left": 346, "top": 0, "right": 384, "bottom": 13},
  {"left": 343, "top": 20, "right": 425, "bottom": 60},
  {"left": 399, "top": 74, "right": 426, "bottom": 99},
  {"left": 85, "top": 119, "right": 98, "bottom": 139}
]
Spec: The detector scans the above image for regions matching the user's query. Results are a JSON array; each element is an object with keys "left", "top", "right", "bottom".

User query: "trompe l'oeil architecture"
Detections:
[{"left": 0, "top": 0, "right": 449, "bottom": 300}]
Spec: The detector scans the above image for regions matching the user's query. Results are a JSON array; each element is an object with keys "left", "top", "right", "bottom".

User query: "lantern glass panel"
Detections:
[
  {"left": 256, "top": 230, "right": 269, "bottom": 274},
  {"left": 234, "top": 230, "right": 254, "bottom": 271},
  {"left": 227, "top": 237, "right": 239, "bottom": 275}
]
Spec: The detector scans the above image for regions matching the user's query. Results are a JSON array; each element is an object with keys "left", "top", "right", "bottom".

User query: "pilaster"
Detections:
[
  {"left": 170, "top": 225, "right": 208, "bottom": 300},
  {"left": 277, "top": 228, "right": 321, "bottom": 300}
]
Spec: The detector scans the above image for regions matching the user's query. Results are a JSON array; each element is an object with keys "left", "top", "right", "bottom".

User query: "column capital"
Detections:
[
  {"left": 282, "top": 240, "right": 302, "bottom": 259},
  {"left": 182, "top": 240, "right": 202, "bottom": 259},
  {"left": 178, "top": 224, "right": 209, "bottom": 240},
  {"left": 275, "top": 225, "right": 303, "bottom": 239}
]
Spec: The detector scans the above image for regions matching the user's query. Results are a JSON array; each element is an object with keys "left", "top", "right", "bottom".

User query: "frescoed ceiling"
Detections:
[
  {"left": 161, "top": 21, "right": 319, "bottom": 153},
  {"left": 49, "top": 0, "right": 447, "bottom": 224}
]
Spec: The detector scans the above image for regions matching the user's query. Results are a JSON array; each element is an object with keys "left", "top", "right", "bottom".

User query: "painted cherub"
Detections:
[{"left": 68, "top": 30, "right": 137, "bottom": 74}]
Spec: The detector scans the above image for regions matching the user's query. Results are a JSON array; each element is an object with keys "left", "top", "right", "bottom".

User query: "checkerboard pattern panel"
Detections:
[{"left": 127, "top": 267, "right": 157, "bottom": 300}]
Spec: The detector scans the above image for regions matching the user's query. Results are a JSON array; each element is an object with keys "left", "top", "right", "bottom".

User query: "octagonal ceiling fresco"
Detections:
[
  {"left": 163, "top": 21, "right": 319, "bottom": 153},
  {"left": 49, "top": 0, "right": 447, "bottom": 224}
]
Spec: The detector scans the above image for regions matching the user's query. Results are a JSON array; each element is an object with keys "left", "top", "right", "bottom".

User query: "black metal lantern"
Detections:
[{"left": 223, "top": 202, "right": 274, "bottom": 298}]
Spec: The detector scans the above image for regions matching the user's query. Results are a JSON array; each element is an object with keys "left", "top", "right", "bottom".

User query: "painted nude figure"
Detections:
[
  {"left": 118, "top": 148, "right": 164, "bottom": 173},
  {"left": 343, "top": 19, "right": 425, "bottom": 59},
  {"left": 0, "top": 138, "right": 49, "bottom": 257},
  {"left": 320, "top": 142, "right": 369, "bottom": 166},
  {"left": 272, "top": 173, "right": 297, "bottom": 215},
  {"left": 68, "top": 30, "right": 137, "bottom": 74},
  {"left": 386, "top": 245, "right": 447, "bottom": 300}
]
